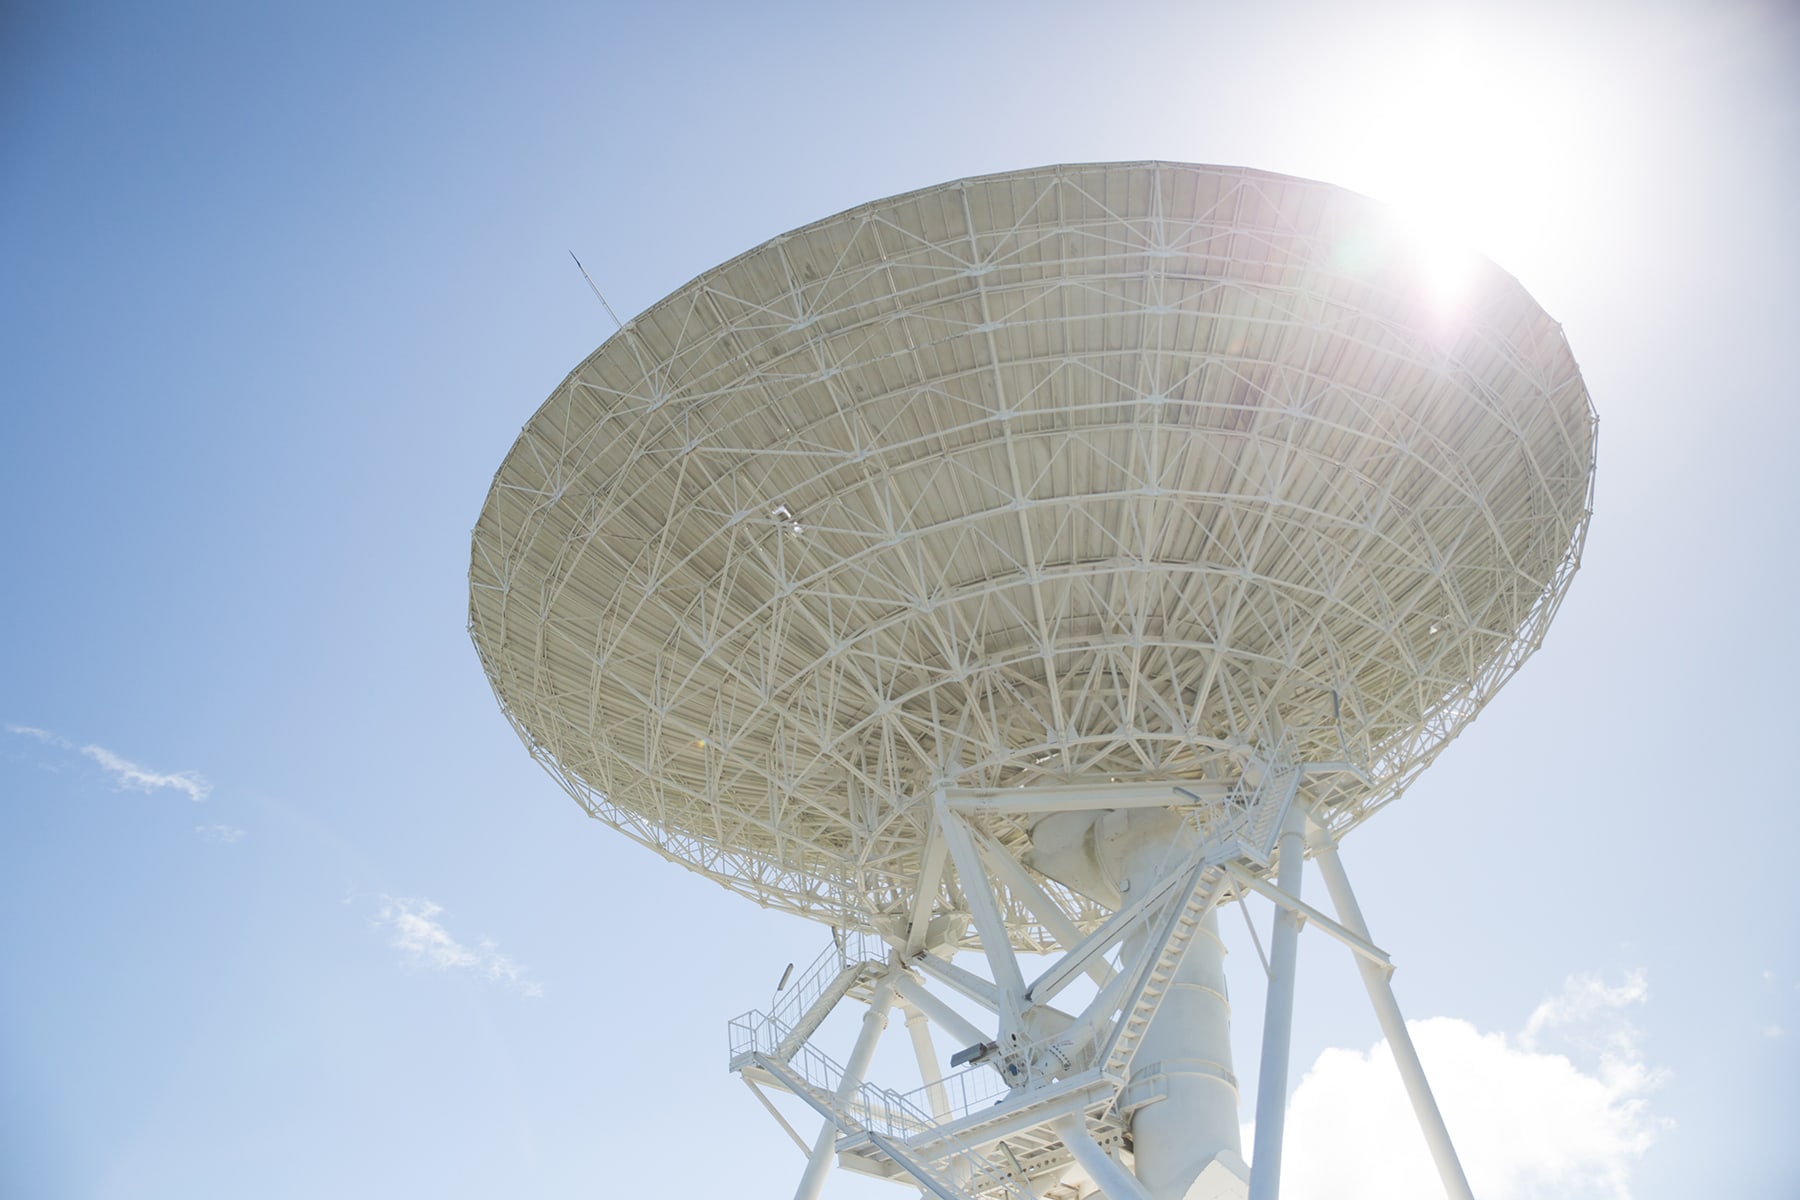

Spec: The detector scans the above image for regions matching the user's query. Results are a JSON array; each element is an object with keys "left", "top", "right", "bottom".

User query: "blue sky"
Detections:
[{"left": 2, "top": 2, "right": 1795, "bottom": 1197}]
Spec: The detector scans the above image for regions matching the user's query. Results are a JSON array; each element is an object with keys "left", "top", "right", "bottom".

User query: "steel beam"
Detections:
[
  {"left": 943, "top": 779, "right": 1231, "bottom": 814},
  {"left": 935, "top": 792, "right": 1028, "bottom": 1029},
  {"left": 793, "top": 976, "right": 897, "bottom": 1200},
  {"left": 892, "top": 971, "right": 993, "bottom": 1060},
  {"left": 973, "top": 827, "right": 1114, "bottom": 987},
  {"left": 1052, "top": 1115, "right": 1152, "bottom": 1200},
  {"left": 1224, "top": 863, "right": 1391, "bottom": 972},
  {"left": 1248, "top": 813, "right": 1306, "bottom": 1200},
  {"left": 1312, "top": 840, "right": 1475, "bottom": 1200},
  {"left": 1026, "top": 859, "right": 1188, "bottom": 1007},
  {"left": 910, "top": 950, "right": 1002, "bottom": 1013},
  {"left": 899, "top": 999, "right": 953, "bottom": 1121}
]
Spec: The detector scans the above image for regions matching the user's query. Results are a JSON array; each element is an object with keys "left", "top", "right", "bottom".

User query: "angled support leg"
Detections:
[
  {"left": 1312, "top": 835, "right": 1476, "bottom": 1200},
  {"left": 972, "top": 826, "right": 1114, "bottom": 987},
  {"left": 792, "top": 975, "right": 898, "bottom": 1200},
  {"left": 892, "top": 971, "right": 992, "bottom": 1057},
  {"left": 1052, "top": 1115, "right": 1153, "bottom": 1200},
  {"left": 899, "top": 997, "right": 952, "bottom": 1122},
  {"left": 935, "top": 791, "right": 1028, "bottom": 1035}
]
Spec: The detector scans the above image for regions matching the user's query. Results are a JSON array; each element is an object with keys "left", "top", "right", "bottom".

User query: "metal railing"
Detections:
[
  {"left": 730, "top": 1007, "right": 859, "bottom": 1103},
  {"left": 860, "top": 1059, "right": 1014, "bottom": 1135},
  {"left": 852, "top": 1081, "right": 941, "bottom": 1139},
  {"left": 733, "top": 1004, "right": 1007, "bottom": 1137},
  {"left": 732, "top": 988, "right": 1078, "bottom": 1199},
  {"left": 765, "top": 927, "right": 889, "bottom": 1033},
  {"left": 726, "top": 940, "right": 1116, "bottom": 1197},
  {"left": 1190, "top": 729, "right": 1301, "bottom": 867}
]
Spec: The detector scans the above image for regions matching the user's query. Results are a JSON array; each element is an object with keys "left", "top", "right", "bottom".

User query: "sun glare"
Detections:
[
  {"left": 1316, "top": 16, "right": 1605, "bottom": 321},
  {"left": 1400, "top": 208, "right": 1482, "bottom": 318}
]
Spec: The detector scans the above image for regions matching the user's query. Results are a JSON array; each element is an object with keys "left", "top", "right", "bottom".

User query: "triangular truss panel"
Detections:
[{"left": 470, "top": 162, "right": 1595, "bottom": 939}]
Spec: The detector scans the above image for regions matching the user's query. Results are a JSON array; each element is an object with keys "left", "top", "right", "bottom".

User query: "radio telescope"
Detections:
[{"left": 470, "top": 162, "right": 1595, "bottom": 1200}]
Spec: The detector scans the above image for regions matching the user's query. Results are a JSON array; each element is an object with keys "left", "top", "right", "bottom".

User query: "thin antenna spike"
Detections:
[{"left": 570, "top": 251, "right": 625, "bottom": 332}]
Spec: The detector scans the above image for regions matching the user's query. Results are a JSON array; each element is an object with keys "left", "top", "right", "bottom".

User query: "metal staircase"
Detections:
[
  {"left": 1100, "top": 861, "right": 1228, "bottom": 1080},
  {"left": 1202, "top": 731, "right": 1303, "bottom": 869},
  {"left": 731, "top": 1004, "right": 1044, "bottom": 1199},
  {"left": 765, "top": 929, "right": 888, "bottom": 1061},
  {"left": 726, "top": 749, "right": 1305, "bottom": 1199}
]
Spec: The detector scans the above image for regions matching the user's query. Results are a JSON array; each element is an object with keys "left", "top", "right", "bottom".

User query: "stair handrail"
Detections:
[{"left": 765, "top": 927, "right": 889, "bottom": 1032}]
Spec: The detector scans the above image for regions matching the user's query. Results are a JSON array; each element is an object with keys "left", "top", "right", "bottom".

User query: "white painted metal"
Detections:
[
  {"left": 1052, "top": 1116, "right": 1151, "bottom": 1200},
  {"left": 1026, "top": 863, "right": 1194, "bottom": 1006},
  {"left": 744, "top": 1075, "right": 814, "bottom": 1156},
  {"left": 900, "top": 999, "right": 953, "bottom": 1122},
  {"left": 891, "top": 971, "right": 993, "bottom": 1059},
  {"left": 910, "top": 951, "right": 1004, "bottom": 1013},
  {"left": 972, "top": 827, "right": 1113, "bottom": 988},
  {"left": 1021, "top": 804, "right": 1246, "bottom": 1199},
  {"left": 1312, "top": 836, "right": 1476, "bottom": 1200},
  {"left": 906, "top": 832, "right": 950, "bottom": 954},
  {"left": 470, "top": 161, "right": 1596, "bottom": 946},
  {"left": 1224, "top": 864, "right": 1389, "bottom": 971},
  {"left": 471, "top": 161, "right": 1598, "bottom": 1200},
  {"left": 945, "top": 780, "right": 1232, "bottom": 815},
  {"left": 725, "top": 791, "right": 1480, "bottom": 1200},
  {"left": 1247, "top": 812, "right": 1306, "bottom": 1200},
  {"left": 1108, "top": 815, "right": 1246, "bottom": 1200},
  {"left": 936, "top": 795, "right": 1030, "bottom": 1037},
  {"left": 795, "top": 976, "right": 898, "bottom": 1200}
]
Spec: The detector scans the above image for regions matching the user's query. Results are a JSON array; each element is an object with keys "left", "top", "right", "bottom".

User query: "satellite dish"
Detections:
[{"left": 471, "top": 162, "right": 1594, "bottom": 1200}]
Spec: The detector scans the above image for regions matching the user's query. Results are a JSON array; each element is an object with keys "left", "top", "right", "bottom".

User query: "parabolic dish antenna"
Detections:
[
  {"left": 471, "top": 162, "right": 1592, "bottom": 935},
  {"left": 470, "top": 162, "right": 1594, "bottom": 1200}
]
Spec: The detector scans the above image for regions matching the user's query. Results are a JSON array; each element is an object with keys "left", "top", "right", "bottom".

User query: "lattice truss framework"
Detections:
[
  {"left": 724, "top": 783, "right": 1372, "bottom": 1200},
  {"left": 469, "top": 162, "right": 1596, "bottom": 941}
]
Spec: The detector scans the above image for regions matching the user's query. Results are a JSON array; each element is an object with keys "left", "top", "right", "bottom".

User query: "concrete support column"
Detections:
[{"left": 1113, "top": 815, "right": 1246, "bottom": 1200}]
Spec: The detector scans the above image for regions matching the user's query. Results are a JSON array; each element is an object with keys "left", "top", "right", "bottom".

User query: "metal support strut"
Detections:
[
  {"left": 792, "top": 976, "right": 897, "bottom": 1200},
  {"left": 1248, "top": 809, "right": 1306, "bottom": 1200},
  {"left": 1312, "top": 832, "right": 1476, "bottom": 1200}
]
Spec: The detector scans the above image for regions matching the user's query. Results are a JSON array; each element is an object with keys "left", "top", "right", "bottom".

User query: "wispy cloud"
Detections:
[
  {"left": 8, "top": 723, "right": 213, "bottom": 802},
  {"left": 80, "top": 743, "right": 211, "bottom": 801},
  {"left": 195, "top": 824, "right": 245, "bottom": 844},
  {"left": 377, "top": 896, "right": 543, "bottom": 998},
  {"left": 1270, "top": 971, "right": 1665, "bottom": 1200},
  {"left": 1521, "top": 969, "right": 1648, "bottom": 1052}
]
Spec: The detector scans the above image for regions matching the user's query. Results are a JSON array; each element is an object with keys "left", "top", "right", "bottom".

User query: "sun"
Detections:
[{"left": 1310, "top": 16, "right": 1605, "bottom": 319}]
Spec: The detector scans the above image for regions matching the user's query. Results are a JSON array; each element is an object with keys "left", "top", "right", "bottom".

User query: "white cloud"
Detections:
[
  {"left": 1272, "top": 972, "right": 1665, "bottom": 1200},
  {"left": 377, "top": 896, "right": 543, "bottom": 998},
  {"left": 80, "top": 743, "right": 211, "bottom": 802},
  {"left": 9, "top": 724, "right": 214, "bottom": 802},
  {"left": 195, "top": 824, "right": 245, "bottom": 844},
  {"left": 1521, "top": 969, "right": 1648, "bottom": 1053}
]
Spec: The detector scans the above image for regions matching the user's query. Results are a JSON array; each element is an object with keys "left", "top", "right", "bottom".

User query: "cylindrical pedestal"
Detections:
[
  {"left": 1113, "top": 816, "right": 1245, "bottom": 1200},
  {"left": 1121, "top": 907, "right": 1241, "bottom": 1199}
]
